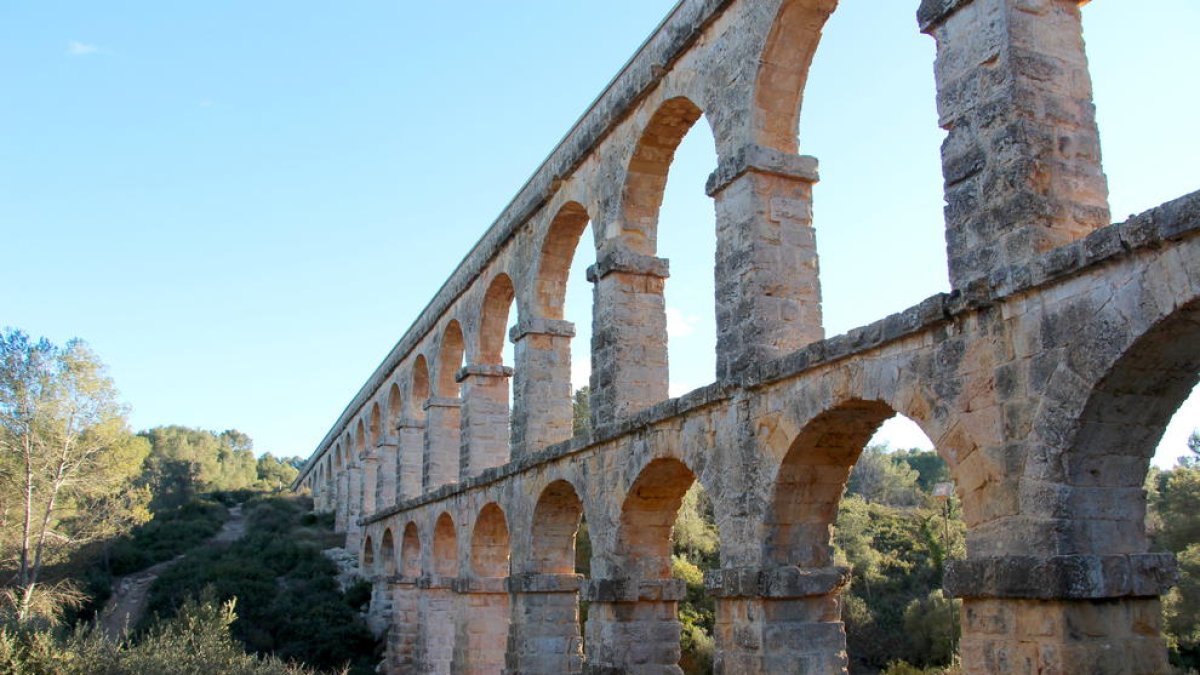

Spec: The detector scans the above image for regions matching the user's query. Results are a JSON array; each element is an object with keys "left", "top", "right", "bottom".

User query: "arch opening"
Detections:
[
  {"left": 537, "top": 201, "right": 596, "bottom": 402},
  {"left": 436, "top": 321, "right": 466, "bottom": 399},
  {"left": 1069, "top": 298, "right": 1200, "bottom": 554},
  {"left": 470, "top": 503, "right": 511, "bottom": 578},
  {"left": 401, "top": 521, "right": 421, "bottom": 578},
  {"left": 380, "top": 528, "right": 396, "bottom": 577},
  {"left": 362, "top": 535, "right": 375, "bottom": 573},
  {"left": 601, "top": 457, "right": 718, "bottom": 672},
  {"left": 412, "top": 356, "right": 431, "bottom": 414},
  {"left": 433, "top": 512, "right": 459, "bottom": 578},
  {"left": 652, "top": 99, "right": 719, "bottom": 397},
  {"left": 768, "top": 401, "right": 964, "bottom": 671},
  {"left": 790, "top": 2, "right": 946, "bottom": 336}
]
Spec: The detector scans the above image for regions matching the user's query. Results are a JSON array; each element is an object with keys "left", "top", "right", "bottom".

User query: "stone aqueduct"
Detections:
[{"left": 294, "top": 0, "right": 1199, "bottom": 672}]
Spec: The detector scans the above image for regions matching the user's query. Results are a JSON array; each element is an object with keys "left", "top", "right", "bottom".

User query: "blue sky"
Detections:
[{"left": 2, "top": 2, "right": 1197, "bottom": 468}]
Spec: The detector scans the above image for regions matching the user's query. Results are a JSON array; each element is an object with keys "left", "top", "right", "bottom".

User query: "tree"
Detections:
[
  {"left": 572, "top": 387, "right": 591, "bottom": 437},
  {"left": 256, "top": 453, "right": 299, "bottom": 489},
  {"left": 847, "top": 446, "right": 922, "bottom": 507},
  {"left": 139, "top": 426, "right": 261, "bottom": 508},
  {"left": 1158, "top": 465, "right": 1200, "bottom": 554},
  {"left": 0, "top": 329, "right": 147, "bottom": 622}
]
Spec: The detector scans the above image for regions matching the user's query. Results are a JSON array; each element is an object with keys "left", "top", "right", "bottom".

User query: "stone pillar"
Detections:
[
  {"left": 346, "top": 464, "right": 364, "bottom": 553},
  {"left": 450, "top": 577, "right": 510, "bottom": 675},
  {"left": 423, "top": 398, "right": 462, "bottom": 491},
  {"left": 361, "top": 456, "right": 379, "bottom": 518},
  {"left": 376, "top": 437, "right": 399, "bottom": 509},
  {"left": 920, "top": 0, "right": 1110, "bottom": 288},
  {"left": 505, "top": 573, "right": 585, "bottom": 675},
  {"left": 368, "top": 570, "right": 394, "bottom": 638},
  {"left": 389, "top": 576, "right": 421, "bottom": 674},
  {"left": 510, "top": 318, "right": 576, "bottom": 458},
  {"left": 706, "top": 146, "right": 824, "bottom": 379},
  {"left": 944, "top": 553, "right": 1176, "bottom": 674},
  {"left": 335, "top": 470, "right": 349, "bottom": 533},
  {"left": 705, "top": 566, "right": 850, "bottom": 674},
  {"left": 457, "top": 364, "right": 514, "bottom": 479},
  {"left": 416, "top": 576, "right": 457, "bottom": 675},
  {"left": 587, "top": 250, "right": 669, "bottom": 429},
  {"left": 582, "top": 577, "right": 687, "bottom": 674},
  {"left": 396, "top": 418, "right": 425, "bottom": 501}
]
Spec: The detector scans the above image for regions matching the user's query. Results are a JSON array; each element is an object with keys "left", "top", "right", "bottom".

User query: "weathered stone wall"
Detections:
[{"left": 295, "top": 1, "right": 1199, "bottom": 672}]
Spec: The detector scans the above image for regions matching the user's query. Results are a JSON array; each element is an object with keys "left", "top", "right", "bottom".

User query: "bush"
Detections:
[
  {"left": 143, "top": 496, "right": 377, "bottom": 674},
  {"left": 0, "top": 594, "right": 321, "bottom": 675},
  {"left": 108, "top": 498, "right": 228, "bottom": 576}
]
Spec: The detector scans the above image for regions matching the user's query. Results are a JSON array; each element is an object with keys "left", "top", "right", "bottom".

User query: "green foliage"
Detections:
[
  {"left": 256, "top": 454, "right": 299, "bottom": 490},
  {"left": 834, "top": 495, "right": 965, "bottom": 671},
  {"left": 846, "top": 446, "right": 923, "bottom": 507},
  {"left": 106, "top": 498, "right": 228, "bottom": 576},
  {"left": 1155, "top": 456, "right": 1200, "bottom": 668},
  {"left": 891, "top": 449, "right": 951, "bottom": 494},
  {"left": 673, "top": 483, "right": 720, "bottom": 569},
  {"left": 1164, "top": 544, "right": 1200, "bottom": 668},
  {"left": 671, "top": 483, "right": 718, "bottom": 675},
  {"left": 1159, "top": 465, "right": 1200, "bottom": 554},
  {"left": 0, "top": 593, "right": 322, "bottom": 674},
  {"left": 673, "top": 555, "right": 714, "bottom": 675},
  {"left": 902, "top": 590, "right": 961, "bottom": 666},
  {"left": 143, "top": 496, "right": 376, "bottom": 674},
  {"left": 572, "top": 386, "right": 591, "bottom": 437},
  {"left": 138, "top": 426, "right": 264, "bottom": 510}
]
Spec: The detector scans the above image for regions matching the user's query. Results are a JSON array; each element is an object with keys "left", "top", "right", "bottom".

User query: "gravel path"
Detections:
[{"left": 98, "top": 504, "right": 245, "bottom": 641}]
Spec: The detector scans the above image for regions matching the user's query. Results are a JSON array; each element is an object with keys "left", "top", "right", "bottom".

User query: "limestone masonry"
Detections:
[{"left": 294, "top": 1, "right": 1200, "bottom": 672}]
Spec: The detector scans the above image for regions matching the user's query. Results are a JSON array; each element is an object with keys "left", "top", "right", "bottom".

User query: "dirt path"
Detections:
[{"left": 98, "top": 504, "right": 245, "bottom": 641}]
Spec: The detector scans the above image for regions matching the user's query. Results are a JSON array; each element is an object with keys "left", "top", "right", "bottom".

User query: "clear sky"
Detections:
[{"left": 2, "top": 2, "right": 1197, "bottom": 468}]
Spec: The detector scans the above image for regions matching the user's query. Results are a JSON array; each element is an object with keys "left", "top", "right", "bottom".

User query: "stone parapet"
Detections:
[{"left": 944, "top": 553, "right": 1178, "bottom": 600}]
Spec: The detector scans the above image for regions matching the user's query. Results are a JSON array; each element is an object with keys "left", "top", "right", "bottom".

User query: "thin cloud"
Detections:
[
  {"left": 665, "top": 307, "right": 698, "bottom": 339},
  {"left": 66, "top": 41, "right": 105, "bottom": 57}
]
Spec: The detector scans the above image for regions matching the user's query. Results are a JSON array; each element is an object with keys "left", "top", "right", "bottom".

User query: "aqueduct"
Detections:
[{"left": 294, "top": 0, "right": 1199, "bottom": 672}]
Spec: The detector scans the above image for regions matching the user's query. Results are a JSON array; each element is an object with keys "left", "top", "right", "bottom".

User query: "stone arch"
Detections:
[
  {"left": 471, "top": 503, "right": 510, "bottom": 577},
  {"left": 436, "top": 320, "right": 466, "bottom": 398},
  {"left": 362, "top": 534, "right": 375, "bottom": 572},
  {"left": 411, "top": 356, "right": 431, "bottom": 414},
  {"left": 534, "top": 201, "right": 592, "bottom": 320},
  {"left": 530, "top": 479, "right": 585, "bottom": 575},
  {"left": 764, "top": 398, "right": 898, "bottom": 568},
  {"left": 401, "top": 521, "right": 421, "bottom": 578},
  {"left": 334, "top": 444, "right": 342, "bottom": 470},
  {"left": 617, "top": 456, "right": 697, "bottom": 580},
  {"left": 752, "top": 0, "right": 837, "bottom": 154},
  {"left": 387, "top": 382, "right": 403, "bottom": 427},
  {"left": 619, "top": 96, "right": 708, "bottom": 256},
  {"left": 355, "top": 419, "right": 367, "bottom": 457},
  {"left": 1059, "top": 296, "right": 1200, "bottom": 554},
  {"left": 380, "top": 527, "right": 396, "bottom": 577},
  {"left": 433, "top": 512, "right": 459, "bottom": 578},
  {"left": 369, "top": 402, "right": 382, "bottom": 446},
  {"left": 479, "top": 273, "right": 516, "bottom": 365}
]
